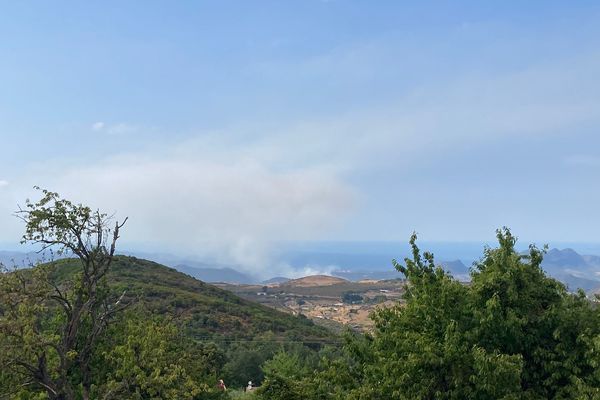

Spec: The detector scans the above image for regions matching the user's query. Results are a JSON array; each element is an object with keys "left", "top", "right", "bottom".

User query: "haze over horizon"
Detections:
[{"left": 2, "top": 1, "right": 600, "bottom": 275}]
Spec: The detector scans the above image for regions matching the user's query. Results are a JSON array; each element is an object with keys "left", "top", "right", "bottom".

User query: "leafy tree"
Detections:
[
  {"left": 257, "top": 350, "right": 319, "bottom": 400},
  {"left": 0, "top": 189, "right": 127, "bottom": 400},
  {"left": 92, "top": 317, "right": 223, "bottom": 400},
  {"left": 222, "top": 333, "right": 279, "bottom": 388},
  {"left": 294, "top": 228, "right": 600, "bottom": 399},
  {"left": 263, "top": 351, "right": 310, "bottom": 382},
  {"left": 341, "top": 293, "right": 363, "bottom": 304}
]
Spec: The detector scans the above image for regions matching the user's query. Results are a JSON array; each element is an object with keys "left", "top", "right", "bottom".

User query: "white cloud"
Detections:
[
  {"left": 4, "top": 37, "right": 600, "bottom": 265},
  {"left": 229, "top": 49, "right": 600, "bottom": 181},
  {"left": 91, "top": 122, "right": 138, "bottom": 136},
  {"left": 4, "top": 144, "right": 356, "bottom": 277},
  {"left": 0, "top": 180, "right": 8, "bottom": 188}
]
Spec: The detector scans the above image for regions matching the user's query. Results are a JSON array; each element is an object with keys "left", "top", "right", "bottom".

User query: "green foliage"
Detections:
[
  {"left": 223, "top": 345, "right": 268, "bottom": 389},
  {"left": 228, "top": 389, "right": 258, "bottom": 400},
  {"left": 220, "top": 333, "right": 317, "bottom": 389},
  {"left": 92, "top": 317, "right": 221, "bottom": 399},
  {"left": 1, "top": 189, "right": 130, "bottom": 400},
  {"left": 256, "top": 376, "right": 300, "bottom": 400},
  {"left": 341, "top": 292, "right": 363, "bottom": 304},
  {"left": 262, "top": 351, "right": 310, "bottom": 381},
  {"left": 1, "top": 255, "right": 334, "bottom": 398},
  {"left": 77, "top": 255, "right": 332, "bottom": 342},
  {"left": 256, "top": 351, "right": 311, "bottom": 400},
  {"left": 0, "top": 263, "right": 61, "bottom": 393},
  {"left": 1, "top": 190, "right": 334, "bottom": 399},
  {"left": 270, "top": 228, "right": 600, "bottom": 399},
  {"left": 19, "top": 188, "right": 102, "bottom": 257}
]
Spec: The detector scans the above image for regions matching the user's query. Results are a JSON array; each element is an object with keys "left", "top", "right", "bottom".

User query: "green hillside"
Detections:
[{"left": 51, "top": 255, "right": 332, "bottom": 342}]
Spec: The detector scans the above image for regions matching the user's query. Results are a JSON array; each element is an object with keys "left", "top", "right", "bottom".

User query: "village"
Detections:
[{"left": 217, "top": 275, "right": 405, "bottom": 332}]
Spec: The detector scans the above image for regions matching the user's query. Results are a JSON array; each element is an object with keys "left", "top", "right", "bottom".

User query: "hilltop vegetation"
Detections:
[
  {"left": 1, "top": 256, "right": 336, "bottom": 399},
  {"left": 52, "top": 256, "right": 331, "bottom": 341}
]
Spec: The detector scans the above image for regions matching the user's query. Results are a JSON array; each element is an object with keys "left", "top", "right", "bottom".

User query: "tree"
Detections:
[
  {"left": 295, "top": 228, "right": 600, "bottom": 399},
  {"left": 257, "top": 351, "right": 307, "bottom": 400},
  {"left": 342, "top": 293, "right": 363, "bottom": 304},
  {"left": 93, "top": 317, "right": 220, "bottom": 400},
  {"left": 222, "top": 333, "right": 278, "bottom": 388},
  {"left": 361, "top": 229, "right": 600, "bottom": 398},
  {"left": 0, "top": 189, "right": 127, "bottom": 400},
  {"left": 468, "top": 230, "right": 600, "bottom": 398}
]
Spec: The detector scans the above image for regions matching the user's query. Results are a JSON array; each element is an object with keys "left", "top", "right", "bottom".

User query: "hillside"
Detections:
[
  {"left": 262, "top": 276, "right": 291, "bottom": 285},
  {"left": 50, "top": 256, "right": 333, "bottom": 341}
]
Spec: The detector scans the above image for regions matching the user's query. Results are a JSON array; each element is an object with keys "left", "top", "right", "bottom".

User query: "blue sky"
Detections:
[{"left": 1, "top": 1, "right": 600, "bottom": 271}]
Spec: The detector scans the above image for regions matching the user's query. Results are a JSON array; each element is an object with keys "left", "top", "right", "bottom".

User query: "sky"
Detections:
[{"left": 1, "top": 1, "right": 600, "bottom": 273}]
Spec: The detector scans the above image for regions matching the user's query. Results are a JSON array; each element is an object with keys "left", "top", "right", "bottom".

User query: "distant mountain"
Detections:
[
  {"left": 327, "top": 250, "right": 600, "bottom": 293},
  {"left": 0, "top": 250, "right": 63, "bottom": 268},
  {"left": 551, "top": 273, "right": 600, "bottom": 293},
  {"left": 543, "top": 248, "right": 588, "bottom": 269},
  {"left": 262, "top": 276, "right": 290, "bottom": 285},
  {"left": 582, "top": 254, "right": 600, "bottom": 267},
  {"left": 6, "top": 246, "right": 600, "bottom": 294},
  {"left": 440, "top": 259, "right": 469, "bottom": 275},
  {"left": 1, "top": 250, "right": 261, "bottom": 284},
  {"left": 176, "top": 264, "right": 256, "bottom": 284},
  {"left": 539, "top": 248, "right": 600, "bottom": 293},
  {"left": 330, "top": 259, "right": 468, "bottom": 282}
]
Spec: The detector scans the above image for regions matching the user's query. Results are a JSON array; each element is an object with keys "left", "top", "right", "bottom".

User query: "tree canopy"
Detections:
[{"left": 1, "top": 189, "right": 129, "bottom": 400}]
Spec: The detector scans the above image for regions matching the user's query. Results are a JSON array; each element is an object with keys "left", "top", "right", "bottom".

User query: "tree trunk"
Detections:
[{"left": 82, "top": 360, "right": 92, "bottom": 400}]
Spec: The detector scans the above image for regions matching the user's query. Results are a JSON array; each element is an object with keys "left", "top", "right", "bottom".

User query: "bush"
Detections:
[{"left": 342, "top": 293, "right": 363, "bottom": 304}]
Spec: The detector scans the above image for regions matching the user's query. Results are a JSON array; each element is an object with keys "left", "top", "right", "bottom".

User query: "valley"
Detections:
[{"left": 215, "top": 275, "right": 405, "bottom": 332}]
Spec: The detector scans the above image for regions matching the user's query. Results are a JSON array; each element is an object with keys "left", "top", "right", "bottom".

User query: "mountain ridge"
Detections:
[
  {"left": 50, "top": 256, "right": 333, "bottom": 341},
  {"left": 7, "top": 247, "right": 600, "bottom": 293}
]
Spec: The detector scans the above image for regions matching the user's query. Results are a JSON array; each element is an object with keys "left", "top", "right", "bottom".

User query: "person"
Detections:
[
  {"left": 247, "top": 381, "right": 253, "bottom": 391},
  {"left": 217, "top": 379, "right": 227, "bottom": 391}
]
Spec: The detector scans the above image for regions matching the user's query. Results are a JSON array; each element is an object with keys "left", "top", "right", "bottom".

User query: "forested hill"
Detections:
[{"left": 50, "top": 255, "right": 332, "bottom": 341}]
